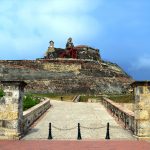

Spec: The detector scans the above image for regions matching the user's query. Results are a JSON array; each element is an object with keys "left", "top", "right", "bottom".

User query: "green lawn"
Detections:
[{"left": 30, "top": 93, "right": 75, "bottom": 101}]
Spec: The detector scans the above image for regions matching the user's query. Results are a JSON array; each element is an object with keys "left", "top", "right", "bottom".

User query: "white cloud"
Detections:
[
  {"left": 0, "top": 0, "right": 103, "bottom": 59},
  {"left": 130, "top": 55, "right": 150, "bottom": 70}
]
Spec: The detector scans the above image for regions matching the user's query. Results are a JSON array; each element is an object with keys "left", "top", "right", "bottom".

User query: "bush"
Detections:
[
  {"left": 79, "top": 96, "right": 89, "bottom": 102},
  {"left": 23, "top": 95, "right": 40, "bottom": 111},
  {"left": 0, "top": 89, "right": 4, "bottom": 97}
]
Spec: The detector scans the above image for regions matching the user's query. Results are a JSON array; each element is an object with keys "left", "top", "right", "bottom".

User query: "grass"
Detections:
[
  {"left": 107, "top": 94, "right": 134, "bottom": 103},
  {"left": 30, "top": 93, "right": 75, "bottom": 101},
  {"left": 23, "top": 94, "right": 41, "bottom": 111}
]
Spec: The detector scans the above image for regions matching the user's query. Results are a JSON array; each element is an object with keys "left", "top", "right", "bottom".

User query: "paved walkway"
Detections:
[
  {"left": 0, "top": 140, "right": 150, "bottom": 150},
  {"left": 23, "top": 100, "right": 134, "bottom": 140}
]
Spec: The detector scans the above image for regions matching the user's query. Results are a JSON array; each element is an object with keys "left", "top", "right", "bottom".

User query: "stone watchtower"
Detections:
[
  {"left": 132, "top": 81, "right": 150, "bottom": 139},
  {"left": 45, "top": 40, "right": 55, "bottom": 56}
]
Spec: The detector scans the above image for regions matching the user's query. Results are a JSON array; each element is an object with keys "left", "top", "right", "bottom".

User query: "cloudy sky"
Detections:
[{"left": 0, "top": 0, "right": 150, "bottom": 80}]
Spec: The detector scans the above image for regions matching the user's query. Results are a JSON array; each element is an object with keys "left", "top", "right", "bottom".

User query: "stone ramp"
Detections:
[{"left": 23, "top": 100, "right": 135, "bottom": 140}]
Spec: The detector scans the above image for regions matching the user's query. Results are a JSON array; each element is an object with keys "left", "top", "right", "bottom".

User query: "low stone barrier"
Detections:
[
  {"left": 102, "top": 97, "right": 135, "bottom": 133},
  {"left": 23, "top": 98, "right": 51, "bottom": 133}
]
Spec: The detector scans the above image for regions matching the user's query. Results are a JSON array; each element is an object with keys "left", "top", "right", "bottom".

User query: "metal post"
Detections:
[
  {"left": 124, "top": 114, "right": 127, "bottom": 128},
  {"left": 118, "top": 112, "right": 120, "bottom": 121},
  {"left": 77, "top": 123, "right": 82, "bottom": 140},
  {"left": 48, "top": 123, "right": 53, "bottom": 139},
  {"left": 105, "top": 122, "right": 110, "bottom": 140}
]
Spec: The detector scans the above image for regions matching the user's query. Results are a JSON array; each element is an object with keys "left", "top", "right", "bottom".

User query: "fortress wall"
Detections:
[{"left": 0, "top": 60, "right": 133, "bottom": 94}]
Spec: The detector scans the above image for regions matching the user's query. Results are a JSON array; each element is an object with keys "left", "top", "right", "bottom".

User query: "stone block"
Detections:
[
  {"left": 0, "top": 112, "right": 18, "bottom": 120},
  {"left": 0, "top": 97, "right": 5, "bottom": 104},
  {"left": 2, "top": 120, "right": 18, "bottom": 129},
  {"left": 135, "top": 110, "right": 149, "bottom": 120},
  {"left": 138, "top": 121, "right": 150, "bottom": 129},
  {"left": 137, "top": 128, "right": 150, "bottom": 137},
  {"left": 0, "top": 128, "right": 5, "bottom": 136},
  {"left": 5, "top": 92, "right": 13, "bottom": 97},
  {"left": 135, "top": 102, "right": 145, "bottom": 110}
]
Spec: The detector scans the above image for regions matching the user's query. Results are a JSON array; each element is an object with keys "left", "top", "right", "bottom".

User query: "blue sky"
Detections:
[{"left": 0, "top": 0, "right": 150, "bottom": 80}]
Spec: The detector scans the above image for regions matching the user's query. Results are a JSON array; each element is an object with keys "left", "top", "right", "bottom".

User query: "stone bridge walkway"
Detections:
[{"left": 23, "top": 100, "right": 135, "bottom": 140}]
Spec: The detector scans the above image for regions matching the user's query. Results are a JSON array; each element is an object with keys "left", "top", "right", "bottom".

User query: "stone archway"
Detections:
[{"left": 0, "top": 81, "right": 26, "bottom": 139}]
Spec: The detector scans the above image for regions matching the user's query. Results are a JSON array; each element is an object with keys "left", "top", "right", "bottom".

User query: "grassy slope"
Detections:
[{"left": 107, "top": 94, "right": 134, "bottom": 103}]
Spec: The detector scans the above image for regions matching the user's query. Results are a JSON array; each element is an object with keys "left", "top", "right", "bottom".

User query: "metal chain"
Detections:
[
  {"left": 80, "top": 125, "right": 106, "bottom": 130},
  {"left": 110, "top": 125, "right": 131, "bottom": 131},
  {"left": 52, "top": 125, "right": 77, "bottom": 131},
  {"left": 109, "top": 125, "right": 120, "bottom": 129}
]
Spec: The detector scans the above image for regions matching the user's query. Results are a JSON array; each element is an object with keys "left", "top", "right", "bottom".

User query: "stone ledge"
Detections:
[
  {"left": 23, "top": 98, "right": 51, "bottom": 133},
  {"left": 103, "top": 97, "right": 134, "bottom": 116}
]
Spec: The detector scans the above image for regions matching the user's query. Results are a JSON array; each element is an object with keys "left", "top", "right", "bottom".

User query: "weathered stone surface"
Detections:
[
  {"left": 132, "top": 81, "right": 150, "bottom": 138},
  {"left": 0, "top": 59, "right": 133, "bottom": 94},
  {"left": 0, "top": 112, "right": 18, "bottom": 120},
  {"left": 138, "top": 121, "right": 150, "bottom": 129},
  {"left": 0, "top": 81, "right": 26, "bottom": 139},
  {"left": 135, "top": 110, "right": 149, "bottom": 120},
  {"left": 23, "top": 99, "right": 50, "bottom": 132}
]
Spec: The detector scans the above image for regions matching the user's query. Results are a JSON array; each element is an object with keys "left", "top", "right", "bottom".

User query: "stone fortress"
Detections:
[
  {"left": 0, "top": 38, "right": 150, "bottom": 140},
  {"left": 0, "top": 37, "right": 133, "bottom": 94},
  {"left": 43, "top": 37, "right": 100, "bottom": 60}
]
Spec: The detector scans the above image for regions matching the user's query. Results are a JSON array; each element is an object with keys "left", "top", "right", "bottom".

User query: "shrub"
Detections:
[
  {"left": 0, "top": 89, "right": 4, "bottom": 97},
  {"left": 23, "top": 95, "right": 40, "bottom": 111},
  {"left": 79, "top": 96, "right": 89, "bottom": 102}
]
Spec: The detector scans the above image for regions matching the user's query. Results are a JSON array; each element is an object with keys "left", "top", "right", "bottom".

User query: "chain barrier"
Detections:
[
  {"left": 80, "top": 125, "right": 106, "bottom": 130},
  {"left": 109, "top": 125, "right": 133, "bottom": 132},
  {"left": 48, "top": 122, "right": 133, "bottom": 140},
  {"left": 51, "top": 124, "right": 128, "bottom": 131},
  {"left": 48, "top": 122, "right": 111, "bottom": 140},
  {"left": 51, "top": 124, "right": 77, "bottom": 131},
  {"left": 51, "top": 124, "right": 107, "bottom": 130},
  {"left": 109, "top": 125, "right": 121, "bottom": 129}
]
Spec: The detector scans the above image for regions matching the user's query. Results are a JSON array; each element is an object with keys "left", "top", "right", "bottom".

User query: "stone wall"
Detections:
[
  {"left": 102, "top": 97, "right": 135, "bottom": 133},
  {"left": 23, "top": 98, "right": 51, "bottom": 133},
  {"left": 43, "top": 62, "right": 81, "bottom": 74},
  {"left": 0, "top": 59, "right": 133, "bottom": 94}
]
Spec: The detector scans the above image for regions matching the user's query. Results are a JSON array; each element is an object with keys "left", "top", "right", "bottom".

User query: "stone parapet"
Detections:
[
  {"left": 102, "top": 97, "right": 135, "bottom": 133},
  {"left": 23, "top": 98, "right": 51, "bottom": 133}
]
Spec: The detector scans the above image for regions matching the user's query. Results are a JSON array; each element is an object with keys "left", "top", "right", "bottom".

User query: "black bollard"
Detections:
[
  {"left": 48, "top": 123, "right": 53, "bottom": 139},
  {"left": 61, "top": 96, "right": 63, "bottom": 101},
  {"left": 77, "top": 123, "right": 82, "bottom": 140},
  {"left": 105, "top": 122, "right": 110, "bottom": 140}
]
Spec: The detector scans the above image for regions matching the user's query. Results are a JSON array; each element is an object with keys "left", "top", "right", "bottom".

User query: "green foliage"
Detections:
[
  {"left": 30, "top": 93, "right": 75, "bottom": 101},
  {"left": 107, "top": 94, "right": 134, "bottom": 103},
  {"left": 79, "top": 96, "right": 89, "bottom": 102},
  {"left": 23, "top": 95, "right": 40, "bottom": 111},
  {"left": 0, "top": 89, "right": 4, "bottom": 97}
]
